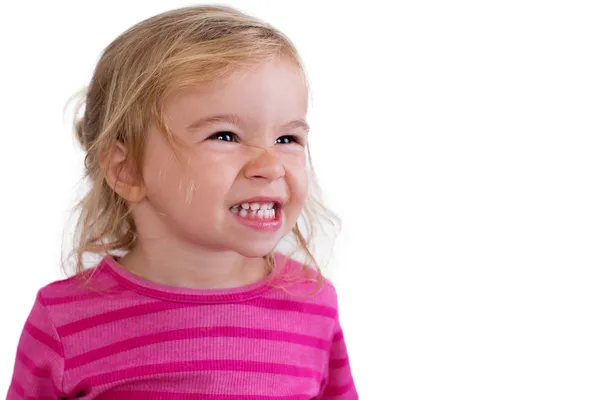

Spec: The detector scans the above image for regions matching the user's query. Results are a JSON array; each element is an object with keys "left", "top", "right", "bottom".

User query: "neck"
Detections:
[{"left": 119, "top": 237, "right": 268, "bottom": 290}]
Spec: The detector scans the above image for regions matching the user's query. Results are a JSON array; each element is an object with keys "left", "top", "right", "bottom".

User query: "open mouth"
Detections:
[{"left": 229, "top": 201, "right": 280, "bottom": 220}]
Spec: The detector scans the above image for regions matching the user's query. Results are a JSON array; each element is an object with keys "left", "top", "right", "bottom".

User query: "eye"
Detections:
[
  {"left": 208, "top": 131, "right": 238, "bottom": 142},
  {"left": 275, "top": 135, "right": 301, "bottom": 145}
]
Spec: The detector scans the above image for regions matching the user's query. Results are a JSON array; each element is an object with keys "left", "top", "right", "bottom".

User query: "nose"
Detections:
[{"left": 243, "top": 146, "right": 285, "bottom": 182}]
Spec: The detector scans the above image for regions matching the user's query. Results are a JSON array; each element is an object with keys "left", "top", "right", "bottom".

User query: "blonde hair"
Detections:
[{"left": 68, "top": 5, "right": 339, "bottom": 279}]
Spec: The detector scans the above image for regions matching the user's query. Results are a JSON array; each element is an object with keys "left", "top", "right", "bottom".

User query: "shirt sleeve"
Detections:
[
  {"left": 6, "top": 291, "right": 65, "bottom": 399},
  {"left": 318, "top": 290, "right": 358, "bottom": 399}
]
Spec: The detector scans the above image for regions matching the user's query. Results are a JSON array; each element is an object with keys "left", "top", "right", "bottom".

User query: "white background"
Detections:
[{"left": 1, "top": 0, "right": 599, "bottom": 398}]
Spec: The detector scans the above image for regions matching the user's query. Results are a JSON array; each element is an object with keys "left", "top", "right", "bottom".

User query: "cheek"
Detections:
[
  {"left": 143, "top": 158, "right": 189, "bottom": 211},
  {"left": 141, "top": 134, "right": 187, "bottom": 199},
  {"left": 143, "top": 152, "right": 237, "bottom": 210},
  {"left": 286, "top": 159, "right": 309, "bottom": 205},
  {"left": 182, "top": 158, "right": 239, "bottom": 208},
  {"left": 298, "top": 171, "right": 309, "bottom": 201},
  {"left": 191, "top": 155, "right": 239, "bottom": 189},
  {"left": 142, "top": 150, "right": 178, "bottom": 195}
]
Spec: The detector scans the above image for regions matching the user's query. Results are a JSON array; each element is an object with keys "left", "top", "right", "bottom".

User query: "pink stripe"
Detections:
[
  {"left": 8, "top": 378, "right": 55, "bottom": 400},
  {"left": 329, "top": 357, "right": 349, "bottom": 369},
  {"left": 332, "top": 331, "right": 344, "bottom": 342},
  {"left": 101, "top": 392, "right": 308, "bottom": 400},
  {"left": 43, "top": 285, "right": 125, "bottom": 305},
  {"left": 16, "top": 351, "right": 45, "bottom": 378},
  {"left": 84, "top": 360, "right": 321, "bottom": 386},
  {"left": 246, "top": 297, "right": 336, "bottom": 318},
  {"left": 66, "top": 326, "right": 329, "bottom": 369},
  {"left": 324, "top": 382, "right": 355, "bottom": 396},
  {"left": 24, "top": 321, "right": 63, "bottom": 356},
  {"left": 9, "top": 379, "right": 25, "bottom": 397},
  {"left": 106, "top": 265, "right": 270, "bottom": 303},
  {"left": 56, "top": 301, "right": 193, "bottom": 336},
  {"left": 14, "top": 352, "right": 63, "bottom": 396}
]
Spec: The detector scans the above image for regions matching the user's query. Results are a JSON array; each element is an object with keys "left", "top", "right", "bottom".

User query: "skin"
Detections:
[{"left": 104, "top": 58, "right": 309, "bottom": 289}]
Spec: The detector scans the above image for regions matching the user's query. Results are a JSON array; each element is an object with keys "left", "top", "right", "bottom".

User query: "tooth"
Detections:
[
  {"left": 257, "top": 210, "right": 264, "bottom": 218},
  {"left": 271, "top": 209, "right": 275, "bottom": 218},
  {"left": 260, "top": 203, "right": 269, "bottom": 210},
  {"left": 269, "top": 202, "right": 274, "bottom": 209},
  {"left": 250, "top": 203, "right": 260, "bottom": 211},
  {"left": 250, "top": 210, "right": 257, "bottom": 218},
  {"left": 241, "top": 203, "right": 250, "bottom": 210},
  {"left": 239, "top": 209, "right": 248, "bottom": 217},
  {"left": 231, "top": 207, "right": 239, "bottom": 214}
]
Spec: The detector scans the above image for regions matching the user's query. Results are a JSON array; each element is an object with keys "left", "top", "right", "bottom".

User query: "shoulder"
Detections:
[
  {"left": 270, "top": 252, "right": 340, "bottom": 311},
  {"left": 31, "top": 260, "right": 129, "bottom": 333},
  {"left": 37, "top": 263, "right": 118, "bottom": 305}
]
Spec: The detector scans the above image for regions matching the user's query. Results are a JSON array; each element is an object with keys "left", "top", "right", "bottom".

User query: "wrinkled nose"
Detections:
[{"left": 243, "top": 147, "right": 285, "bottom": 182}]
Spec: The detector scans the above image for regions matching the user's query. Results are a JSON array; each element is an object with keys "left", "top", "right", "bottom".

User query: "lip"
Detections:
[
  {"left": 229, "top": 196, "right": 284, "bottom": 232},
  {"left": 232, "top": 210, "right": 283, "bottom": 232}
]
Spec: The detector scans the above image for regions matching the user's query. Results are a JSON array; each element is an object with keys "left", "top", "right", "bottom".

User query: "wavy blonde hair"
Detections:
[{"left": 67, "top": 5, "right": 339, "bottom": 281}]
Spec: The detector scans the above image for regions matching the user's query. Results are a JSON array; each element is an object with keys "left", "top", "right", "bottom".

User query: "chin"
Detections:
[
  {"left": 223, "top": 233, "right": 285, "bottom": 258},
  {"left": 232, "top": 243, "right": 278, "bottom": 259}
]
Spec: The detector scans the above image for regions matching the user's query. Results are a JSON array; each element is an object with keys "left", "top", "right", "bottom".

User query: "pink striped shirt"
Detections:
[{"left": 7, "top": 253, "right": 357, "bottom": 399}]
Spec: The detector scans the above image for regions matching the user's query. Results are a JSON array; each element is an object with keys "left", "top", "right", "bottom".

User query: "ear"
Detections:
[{"left": 101, "top": 142, "right": 146, "bottom": 203}]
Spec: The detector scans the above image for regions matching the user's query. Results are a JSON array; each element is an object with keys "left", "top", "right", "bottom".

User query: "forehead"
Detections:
[{"left": 164, "top": 58, "right": 308, "bottom": 127}]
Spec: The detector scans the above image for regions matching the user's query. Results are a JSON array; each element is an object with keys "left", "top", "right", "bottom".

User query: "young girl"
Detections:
[{"left": 6, "top": 5, "right": 356, "bottom": 399}]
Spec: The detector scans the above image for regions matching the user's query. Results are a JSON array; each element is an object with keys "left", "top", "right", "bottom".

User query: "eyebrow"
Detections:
[
  {"left": 282, "top": 119, "right": 311, "bottom": 133},
  {"left": 186, "top": 113, "right": 310, "bottom": 133},
  {"left": 186, "top": 114, "right": 242, "bottom": 130}
]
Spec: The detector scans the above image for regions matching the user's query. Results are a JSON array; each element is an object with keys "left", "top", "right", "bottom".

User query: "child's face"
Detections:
[{"left": 139, "top": 58, "right": 309, "bottom": 257}]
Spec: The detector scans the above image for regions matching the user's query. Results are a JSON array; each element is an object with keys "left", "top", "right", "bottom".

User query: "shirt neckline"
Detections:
[{"left": 100, "top": 253, "right": 287, "bottom": 304}]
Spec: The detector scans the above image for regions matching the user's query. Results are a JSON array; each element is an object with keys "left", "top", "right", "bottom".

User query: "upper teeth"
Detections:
[
  {"left": 230, "top": 202, "right": 277, "bottom": 219},
  {"left": 235, "top": 202, "right": 275, "bottom": 210}
]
